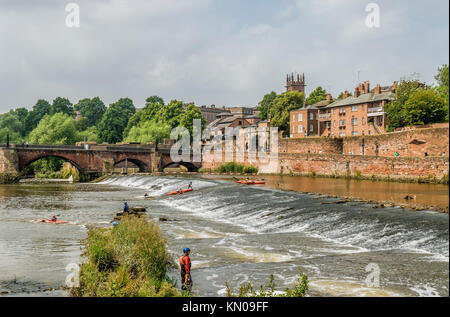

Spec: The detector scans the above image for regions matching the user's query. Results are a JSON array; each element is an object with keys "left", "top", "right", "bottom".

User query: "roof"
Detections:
[{"left": 325, "top": 91, "right": 395, "bottom": 108}]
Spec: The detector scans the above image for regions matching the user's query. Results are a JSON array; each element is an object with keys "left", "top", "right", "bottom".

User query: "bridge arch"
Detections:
[
  {"left": 114, "top": 158, "right": 148, "bottom": 173},
  {"left": 161, "top": 160, "right": 199, "bottom": 172},
  {"left": 20, "top": 154, "right": 83, "bottom": 173}
]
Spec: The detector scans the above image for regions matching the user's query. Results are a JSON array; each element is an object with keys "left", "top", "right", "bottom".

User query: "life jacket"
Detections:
[{"left": 179, "top": 255, "right": 191, "bottom": 275}]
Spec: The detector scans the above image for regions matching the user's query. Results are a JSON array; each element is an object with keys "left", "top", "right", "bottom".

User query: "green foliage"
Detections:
[
  {"left": 269, "top": 91, "right": 305, "bottom": 132},
  {"left": 97, "top": 98, "right": 136, "bottom": 144},
  {"left": 155, "top": 100, "right": 184, "bottom": 129},
  {"left": 71, "top": 217, "right": 181, "bottom": 297},
  {"left": 306, "top": 86, "right": 327, "bottom": 105},
  {"left": 0, "top": 108, "right": 29, "bottom": 139},
  {"left": 24, "top": 99, "right": 51, "bottom": 135},
  {"left": 385, "top": 80, "right": 429, "bottom": 131},
  {"left": 403, "top": 89, "right": 447, "bottom": 125},
  {"left": 215, "top": 162, "right": 258, "bottom": 174},
  {"left": 257, "top": 91, "right": 278, "bottom": 121},
  {"left": 145, "top": 96, "right": 165, "bottom": 106},
  {"left": 75, "top": 97, "right": 107, "bottom": 127},
  {"left": 434, "top": 64, "right": 449, "bottom": 121},
  {"left": 77, "top": 126, "right": 101, "bottom": 143},
  {"left": 337, "top": 91, "right": 352, "bottom": 99},
  {"left": 29, "top": 113, "right": 78, "bottom": 145},
  {"left": 124, "top": 120, "right": 171, "bottom": 144},
  {"left": 178, "top": 103, "right": 206, "bottom": 138},
  {"left": 51, "top": 97, "right": 74, "bottom": 116},
  {"left": 225, "top": 271, "right": 308, "bottom": 297},
  {"left": 0, "top": 127, "right": 21, "bottom": 144}
]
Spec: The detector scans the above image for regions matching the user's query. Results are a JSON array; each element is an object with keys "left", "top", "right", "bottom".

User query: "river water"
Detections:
[{"left": 0, "top": 175, "right": 448, "bottom": 297}]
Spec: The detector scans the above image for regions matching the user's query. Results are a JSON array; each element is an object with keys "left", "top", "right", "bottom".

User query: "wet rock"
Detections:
[{"left": 1, "top": 291, "right": 9, "bottom": 295}]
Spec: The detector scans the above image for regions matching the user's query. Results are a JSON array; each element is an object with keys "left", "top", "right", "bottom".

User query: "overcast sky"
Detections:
[{"left": 0, "top": 0, "right": 448, "bottom": 112}]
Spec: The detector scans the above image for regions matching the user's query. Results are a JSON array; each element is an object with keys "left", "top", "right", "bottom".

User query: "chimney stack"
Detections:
[
  {"left": 354, "top": 87, "right": 361, "bottom": 97},
  {"left": 326, "top": 93, "right": 332, "bottom": 101},
  {"left": 374, "top": 84, "right": 381, "bottom": 95},
  {"left": 343, "top": 90, "right": 349, "bottom": 99}
]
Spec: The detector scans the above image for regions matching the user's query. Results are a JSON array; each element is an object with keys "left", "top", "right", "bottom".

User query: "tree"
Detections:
[
  {"left": 74, "top": 97, "right": 107, "bottom": 127},
  {"left": 257, "top": 92, "right": 277, "bottom": 121},
  {"left": 435, "top": 64, "right": 449, "bottom": 121},
  {"left": 337, "top": 91, "right": 352, "bottom": 99},
  {"left": 77, "top": 126, "right": 101, "bottom": 144},
  {"left": 178, "top": 103, "right": 206, "bottom": 138},
  {"left": 403, "top": 90, "right": 447, "bottom": 126},
  {"left": 123, "top": 101, "right": 163, "bottom": 139},
  {"left": 306, "top": 87, "right": 327, "bottom": 105},
  {"left": 24, "top": 99, "right": 51, "bottom": 135},
  {"left": 269, "top": 91, "right": 305, "bottom": 132},
  {"left": 145, "top": 95, "right": 165, "bottom": 106},
  {"left": 385, "top": 80, "right": 427, "bottom": 131},
  {"left": 29, "top": 113, "right": 78, "bottom": 145},
  {"left": 97, "top": 98, "right": 136, "bottom": 144},
  {"left": 124, "top": 120, "right": 171, "bottom": 144},
  {"left": 154, "top": 99, "right": 184, "bottom": 129},
  {"left": 51, "top": 97, "right": 74, "bottom": 116}
]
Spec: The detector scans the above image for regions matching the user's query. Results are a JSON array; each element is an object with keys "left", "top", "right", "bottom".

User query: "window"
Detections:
[
  {"left": 352, "top": 131, "right": 358, "bottom": 136},
  {"left": 309, "top": 112, "right": 314, "bottom": 120},
  {"left": 309, "top": 124, "right": 314, "bottom": 131},
  {"left": 292, "top": 115, "right": 295, "bottom": 122},
  {"left": 362, "top": 118, "right": 366, "bottom": 125},
  {"left": 298, "top": 125, "right": 303, "bottom": 133},
  {"left": 333, "top": 120, "right": 336, "bottom": 127},
  {"left": 326, "top": 122, "right": 332, "bottom": 128},
  {"left": 352, "top": 118, "right": 358, "bottom": 126},
  {"left": 352, "top": 105, "right": 358, "bottom": 112},
  {"left": 339, "top": 132, "right": 346, "bottom": 137},
  {"left": 298, "top": 113, "right": 303, "bottom": 122},
  {"left": 340, "top": 120, "right": 346, "bottom": 126},
  {"left": 339, "top": 108, "right": 346, "bottom": 114}
]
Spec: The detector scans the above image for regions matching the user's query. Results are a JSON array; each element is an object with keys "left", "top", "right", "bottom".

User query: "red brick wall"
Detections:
[
  {"left": 343, "top": 127, "right": 449, "bottom": 157},
  {"left": 279, "top": 137, "right": 343, "bottom": 154}
]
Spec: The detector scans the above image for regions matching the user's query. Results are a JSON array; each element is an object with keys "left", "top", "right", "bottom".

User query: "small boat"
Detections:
[
  {"left": 166, "top": 188, "right": 193, "bottom": 196},
  {"left": 35, "top": 219, "right": 68, "bottom": 224},
  {"left": 235, "top": 180, "right": 265, "bottom": 185}
]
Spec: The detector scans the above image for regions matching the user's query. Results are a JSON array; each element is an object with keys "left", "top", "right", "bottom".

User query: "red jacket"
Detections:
[{"left": 179, "top": 255, "right": 191, "bottom": 275}]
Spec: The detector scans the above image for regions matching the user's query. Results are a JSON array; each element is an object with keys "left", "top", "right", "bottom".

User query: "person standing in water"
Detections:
[
  {"left": 123, "top": 202, "right": 129, "bottom": 215},
  {"left": 179, "top": 248, "right": 192, "bottom": 291}
]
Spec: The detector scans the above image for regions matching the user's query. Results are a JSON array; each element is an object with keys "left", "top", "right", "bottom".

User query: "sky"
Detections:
[{"left": 0, "top": 0, "right": 448, "bottom": 112}]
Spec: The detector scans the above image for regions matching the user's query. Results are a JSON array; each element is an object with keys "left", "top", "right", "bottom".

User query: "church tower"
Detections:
[{"left": 286, "top": 73, "right": 306, "bottom": 94}]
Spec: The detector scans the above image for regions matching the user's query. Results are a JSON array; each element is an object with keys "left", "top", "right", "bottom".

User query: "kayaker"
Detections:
[
  {"left": 51, "top": 215, "right": 57, "bottom": 222},
  {"left": 123, "top": 202, "right": 129, "bottom": 214},
  {"left": 187, "top": 181, "right": 193, "bottom": 190},
  {"left": 178, "top": 188, "right": 184, "bottom": 194},
  {"left": 179, "top": 248, "right": 192, "bottom": 291},
  {"left": 144, "top": 192, "right": 149, "bottom": 198}
]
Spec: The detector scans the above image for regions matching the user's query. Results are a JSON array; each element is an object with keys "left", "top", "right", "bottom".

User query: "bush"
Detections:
[
  {"left": 71, "top": 217, "right": 181, "bottom": 297},
  {"left": 215, "top": 162, "right": 258, "bottom": 174},
  {"left": 225, "top": 271, "right": 308, "bottom": 297}
]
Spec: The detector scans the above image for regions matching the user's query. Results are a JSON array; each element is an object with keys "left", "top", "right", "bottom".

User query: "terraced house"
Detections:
[{"left": 290, "top": 81, "right": 397, "bottom": 138}]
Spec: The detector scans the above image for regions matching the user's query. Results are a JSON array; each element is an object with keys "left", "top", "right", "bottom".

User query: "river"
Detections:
[{"left": 0, "top": 175, "right": 448, "bottom": 297}]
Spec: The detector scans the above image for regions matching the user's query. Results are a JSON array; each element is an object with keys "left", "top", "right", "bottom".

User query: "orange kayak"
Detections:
[
  {"left": 235, "top": 180, "right": 265, "bottom": 185},
  {"left": 167, "top": 188, "right": 193, "bottom": 196}
]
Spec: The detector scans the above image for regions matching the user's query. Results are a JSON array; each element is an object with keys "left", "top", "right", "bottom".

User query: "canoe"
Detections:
[
  {"left": 235, "top": 180, "right": 265, "bottom": 185},
  {"left": 167, "top": 188, "right": 193, "bottom": 196},
  {"left": 35, "top": 219, "right": 69, "bottom": 224}
]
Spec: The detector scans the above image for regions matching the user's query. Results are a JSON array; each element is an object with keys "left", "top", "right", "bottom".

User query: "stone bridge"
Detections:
[{"left": 0, "top": 143, "right": 202, "bottom": 182}]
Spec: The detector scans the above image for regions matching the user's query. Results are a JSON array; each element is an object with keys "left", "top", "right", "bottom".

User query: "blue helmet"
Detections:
[{"left": 183, "top": 248, "right": 191, "bottom": 253}]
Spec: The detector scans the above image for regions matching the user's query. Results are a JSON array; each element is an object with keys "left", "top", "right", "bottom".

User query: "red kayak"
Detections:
[
  {"left": 35, "top": 219, "right": 68, "bottom": 224},
  {"left": 167, "top": 188, "right": 193, "bottom": 196},
  {"left": 235, "top": 180, "right": 265, "bottom": 185}
]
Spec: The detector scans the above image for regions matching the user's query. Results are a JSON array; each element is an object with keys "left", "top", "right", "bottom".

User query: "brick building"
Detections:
[
  {"left": 289, "top": 81, "right": 397, "bottom": 138},
  {"left": 286, "top": 73, "right": 306, "bottom": 94},
  {"left": 198, "top": 105, "right": 229, "bottom": 125}
]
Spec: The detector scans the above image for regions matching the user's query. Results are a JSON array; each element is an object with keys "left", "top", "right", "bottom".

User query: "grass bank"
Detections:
[{"left": 70, "top": 217, "right": 183, "bottom": 297}]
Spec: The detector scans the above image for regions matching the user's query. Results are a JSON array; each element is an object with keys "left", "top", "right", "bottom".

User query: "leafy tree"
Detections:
[
  {"left": 337, "top": 91, "right": 352, "bottom": 99},
  {"left": 29, "top": 113, "right": 78, "bottom": 145},
  {"left": 75, "top": 97, "right": 107, "bottom": 127},
  {"left": 145, "top": 95, "right": 165, "bottom": 106},
  {"left": 24, "top": 99, "right": 51, "bottom": 135},
  {"left": 178, "top": 103, "right": 206, "bottom": 138},
  {"left": 75, "top": 117, "right": 91, "bottom": 131},
  {"left": 124, "top": 120, "right": 171, "bottom": 144},
  {"left": 306, "top": 87, "right": 327, "bottom": 105},
  {"left": 97, "top": 98, "right": 136, "bottom": 144},
  {"left": 257, "top": 91, "right": 277, "bottom": 121},
  {"left": 51, "top": 97, "right": 74, "bottom": 116},
  {"left": 0, "top": 111, "right": 25, "bottom": 138},
  {"left": 154, "top": 99, "right": 184, "bottom": 129},
  {"left": 403, "top": 89, "right": 447, "bottom": 126},
  {"left": 385, "top": 80, "right": 428, "bottom": 131},
  {"left": 434, "top": 64, "right": 449, "bottom": 121},
  {"left": 77, "top": 126, "right": 101, "bottom": 144},
  {"left": 269, "top": 91, "right": 305, "bottom": 132},
  {"left": 0, "top": 127, "right": 21, "bottom": 144}
]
